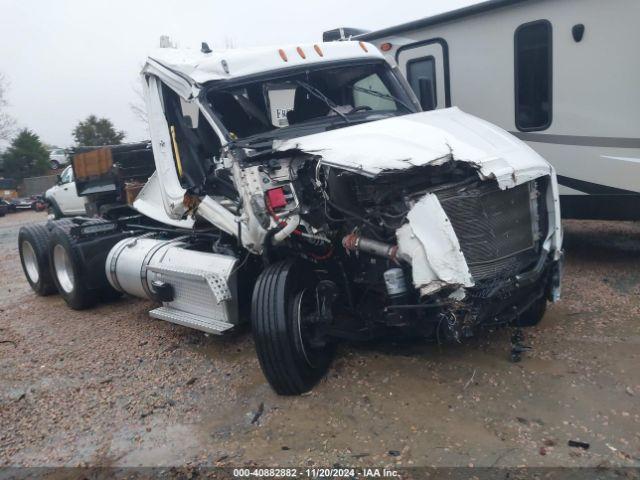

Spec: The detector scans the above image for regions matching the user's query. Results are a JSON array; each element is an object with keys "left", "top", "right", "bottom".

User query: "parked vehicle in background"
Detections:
[
  {"left": 49, "top": 148, "right": 69, "bottom": 170},
  {"left": 31, "top": 195, "right": 47, "bottom": 212},
  {"left": 334, "top": 0, "right": 640, "bottom": 220},
  {"left": 0, "top": 178, "right": 18, "bottom": 200},
  {"left": 0, "top": 199, "right": 8, "bottom": 217},
  {"left": 9, "top": 198, "right": 36, "bottom": 211},
  {"left": 18, "top": 41, "right": 563, "bottom": 395},
  {"left": 3, "top": 199, "right": 17, "bottom": 213},
  {"left": 44, "top": 165, "right": 86, "bottom": 218},
  {"left": 8, "top": 196, "right": 48, "bottom": 212}
]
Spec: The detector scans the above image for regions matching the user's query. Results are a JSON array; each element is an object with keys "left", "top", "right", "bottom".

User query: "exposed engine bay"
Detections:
[{"left": 185, "top": 146, "right": 559, "bottom": 342}]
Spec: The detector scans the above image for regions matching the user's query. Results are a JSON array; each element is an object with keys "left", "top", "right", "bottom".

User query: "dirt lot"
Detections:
[{"left": 1, "top": 211, "right": 639, "bottom": 468}]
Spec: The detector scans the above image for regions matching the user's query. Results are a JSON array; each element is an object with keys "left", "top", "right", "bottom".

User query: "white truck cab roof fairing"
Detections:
[{"left": 146, "top": 41, "right": 385, "bottom": 86}]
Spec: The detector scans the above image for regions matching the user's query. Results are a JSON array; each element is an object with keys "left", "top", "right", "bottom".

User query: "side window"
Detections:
[
  {"left": 406, "top": 56, "right": 437, "bottom": 110},
  {"left": 353, "top": 74, "right": 396, "bottom": 110},
  {"left": 515, "top": 20, "right": 552, "bottom": 131},
  {"left": 60, "top": 167, "right": 73, "bottom": 184}
]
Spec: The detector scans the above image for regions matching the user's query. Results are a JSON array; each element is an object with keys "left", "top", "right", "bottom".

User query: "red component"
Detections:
[{"left": 266, "top": 187, "right": 287, "bottom": 210}]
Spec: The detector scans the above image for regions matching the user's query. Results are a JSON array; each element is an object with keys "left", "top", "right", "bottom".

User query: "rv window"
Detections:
[
  {"left": 406, "top": 56, "right": 437, "bottom": 110},
  {"left": 515, "top": 20, "right": 552, "bottom": 131}
]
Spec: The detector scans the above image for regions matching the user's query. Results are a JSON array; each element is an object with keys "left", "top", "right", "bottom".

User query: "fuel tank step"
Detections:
[{"left": 149, "top": 306, "right": 235, "bottom": 335}]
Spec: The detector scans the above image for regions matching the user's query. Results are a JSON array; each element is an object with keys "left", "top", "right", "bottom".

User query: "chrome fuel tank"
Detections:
[{"left": 105, "top": 235, "right": 239, "bottom": 334}]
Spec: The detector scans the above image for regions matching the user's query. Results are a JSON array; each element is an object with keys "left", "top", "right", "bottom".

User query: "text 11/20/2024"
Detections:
[{"left": 233, "top": 468, "right": 400, "bottom": 478}]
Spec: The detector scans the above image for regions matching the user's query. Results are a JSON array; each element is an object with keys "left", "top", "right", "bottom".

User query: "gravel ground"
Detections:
[{"left": 0, "top": 211, "right": 639, "bottom": 468}]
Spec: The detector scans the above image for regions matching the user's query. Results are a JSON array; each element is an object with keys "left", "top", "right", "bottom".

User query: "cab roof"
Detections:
[{"left": 146, "top": 41, "right": 384, "bottom": 85}]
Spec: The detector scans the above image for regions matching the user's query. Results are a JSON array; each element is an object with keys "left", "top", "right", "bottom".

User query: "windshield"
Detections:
[{"left": 204, "top": 60, "right": 418, "bottom": 144}]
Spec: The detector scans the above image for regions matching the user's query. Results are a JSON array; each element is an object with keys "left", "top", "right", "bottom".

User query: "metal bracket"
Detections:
[{"left": 204, "top": 273, "right": 232, "bottom": 304}]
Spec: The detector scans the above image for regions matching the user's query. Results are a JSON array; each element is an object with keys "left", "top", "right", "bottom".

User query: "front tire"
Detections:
[
  {"left": 18, "top": 224, "right": 57, "bottom": 296},
  {"left": 251, "top": 260, "right": 335, "bottom": 395}
]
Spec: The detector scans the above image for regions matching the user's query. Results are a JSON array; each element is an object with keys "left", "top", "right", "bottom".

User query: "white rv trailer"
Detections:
[{"left": 335, "top": 0, "right": 640, "bottom": 220}]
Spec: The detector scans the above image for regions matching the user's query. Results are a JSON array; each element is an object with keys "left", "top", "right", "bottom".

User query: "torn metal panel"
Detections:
[
  {"left": 133, "top": 172, "right": 195, "bottom": 229},
  {"left": 277, "top": 107, "right": 552, "bottom": 187},
  {"left": 143, "top": 75, "right": 190, "bottom": 220},
  {"left": 396, "top": 193, "right": 473, "bottom": 294}
]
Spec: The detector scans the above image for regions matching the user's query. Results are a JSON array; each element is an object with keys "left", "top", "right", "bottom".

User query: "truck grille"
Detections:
[{"left": 437, "top": 181, "right": 540, "bottom": 281}]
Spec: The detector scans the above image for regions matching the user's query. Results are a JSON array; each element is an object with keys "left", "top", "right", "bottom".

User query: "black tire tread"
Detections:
[
  {"left": 252, "top": 260, "right": 333, "bottom": 395},
  {"left": 48, "top": 224, "right": 99, "bottom": 310},
  {"left": 18, "top": 224, "right": 57, "bottom": 296}
]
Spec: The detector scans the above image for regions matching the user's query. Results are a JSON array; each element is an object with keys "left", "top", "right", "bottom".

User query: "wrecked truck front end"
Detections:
[
  {"left": 138, "top": 43, "right": 562, "bottom": 394},
  {"left": 265, "top": 107, "right": 563, "bottom": 345}
]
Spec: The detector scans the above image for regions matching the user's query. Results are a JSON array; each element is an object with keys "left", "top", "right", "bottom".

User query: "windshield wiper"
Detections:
[
  {"left": 295, "top": 80, "right": 350, "bottom": 125},
  {"left": 351, "top": 85, "right": 415, "bottom": 113},
  {"left": 228, "top": 135, "right": 273, "bottom": 150}
]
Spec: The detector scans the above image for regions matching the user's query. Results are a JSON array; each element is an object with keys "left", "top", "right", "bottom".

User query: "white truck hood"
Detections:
[
  {"left": 278, "top": 107, "right": 561, "bottom": 294},
  {"left": 277, "top": 107, "right": 552, "bottom": 189}
]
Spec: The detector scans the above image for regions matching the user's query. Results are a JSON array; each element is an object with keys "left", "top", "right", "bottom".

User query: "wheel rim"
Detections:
[
  {"left": 293, "top": 288, "right": 319, "bottom": 368},
  {"left": 53, "top": 244, "right": 75, "bottom": 293},
  {"left": 21, "top": 241, "right": 40, "bottom": 284}
]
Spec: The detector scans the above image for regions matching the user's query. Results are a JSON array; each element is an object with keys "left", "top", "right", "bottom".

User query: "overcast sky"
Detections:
[{"left": 0, "top": 0, "right": 481, "bottom": 148}]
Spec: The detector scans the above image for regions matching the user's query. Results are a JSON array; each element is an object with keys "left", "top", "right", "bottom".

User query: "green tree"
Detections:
[
  {"left": 2, "top": 129, "right": 50, "bottom": 181},
  {"left": 0, "top": 73, "right": 16, "bottom": 141},
  {"left": 72, "top": 115, "right": 125, "bottom": 146}
]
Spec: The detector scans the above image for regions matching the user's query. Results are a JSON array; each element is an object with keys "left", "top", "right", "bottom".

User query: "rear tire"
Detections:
[
  {"left": 48, "top": 221, "right": 123, "bottom": 310},
  {"left": 515, "top": 296, "right": 547, "bottom": 327},
  {"left": 48, "top": 225, "right": 99, "bottom": 310},
  {"left": 18, "top": 224, "right": 57, "bottom": 296},
  {"left": 251, "top": 259, "right": 335, "bottom": 395}
]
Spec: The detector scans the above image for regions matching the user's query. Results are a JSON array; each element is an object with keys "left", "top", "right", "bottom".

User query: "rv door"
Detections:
[{"left": 397, "top": 41, "right": 449, "bottom": 110}]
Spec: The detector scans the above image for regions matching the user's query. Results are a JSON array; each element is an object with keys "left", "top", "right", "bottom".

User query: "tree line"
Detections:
[{"left": 1, "top": 74, "right": 127, "bottom": 182}]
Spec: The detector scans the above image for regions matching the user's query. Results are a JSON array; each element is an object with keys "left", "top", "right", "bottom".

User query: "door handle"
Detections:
[{"left": 63, "top": 187, "right": 68, "bottom": 191}]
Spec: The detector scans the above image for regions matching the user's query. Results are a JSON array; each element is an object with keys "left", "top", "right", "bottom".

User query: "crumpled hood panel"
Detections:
[{"left": 278, "top": 107, "right": 552, "bottom": 189}]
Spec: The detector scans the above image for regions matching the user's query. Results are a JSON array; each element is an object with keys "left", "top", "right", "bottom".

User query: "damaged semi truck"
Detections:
[{"left": 18, "top": 41, "right": 563, "bottom": 395}]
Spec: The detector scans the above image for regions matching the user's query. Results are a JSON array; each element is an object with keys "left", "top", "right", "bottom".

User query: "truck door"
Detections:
[{"left": 396, "top": 40, "right": 450, "bottom": 111}]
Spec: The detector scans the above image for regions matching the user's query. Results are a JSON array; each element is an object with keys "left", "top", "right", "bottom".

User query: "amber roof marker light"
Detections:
[
  {"left": 380, "top": 42, "right": 393, "bottom": 52},
  {"left": 278, "top": 49, "right": 288, "bottom": 62},
  {"left": 359, "top": 41, "right": 369, "bottom": 53},
  {"left": 296, "top": 47, "right": 306, "bottom": 59},
  {"left": 314, "top": 44, "right": 324, "bottom": 57}
]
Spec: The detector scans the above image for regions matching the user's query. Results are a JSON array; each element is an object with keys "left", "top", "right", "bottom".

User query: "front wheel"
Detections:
[
  {"left": 47, "top": 200, "right": 64, "bottom": 219},
  {"left": 251, "top": 260, "right": 335, "bottom": 395}
]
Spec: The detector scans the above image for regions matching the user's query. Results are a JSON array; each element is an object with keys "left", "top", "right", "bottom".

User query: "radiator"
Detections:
[{"left": 437, "top": 181, "right": 540, "bottom": 281}]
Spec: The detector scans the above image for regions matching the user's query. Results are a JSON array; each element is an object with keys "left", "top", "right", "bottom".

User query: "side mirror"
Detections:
[
  {"left": 56, "top": 174, "right": 62, "bottom": 185},
  {"left": 418, "top": 78, "right": 436, "bottom": 111}
]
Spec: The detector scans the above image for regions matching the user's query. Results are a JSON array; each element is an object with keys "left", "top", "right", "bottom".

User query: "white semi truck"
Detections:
[{"left": 18, "top": 41, "right": 563, "bottom": 395}]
